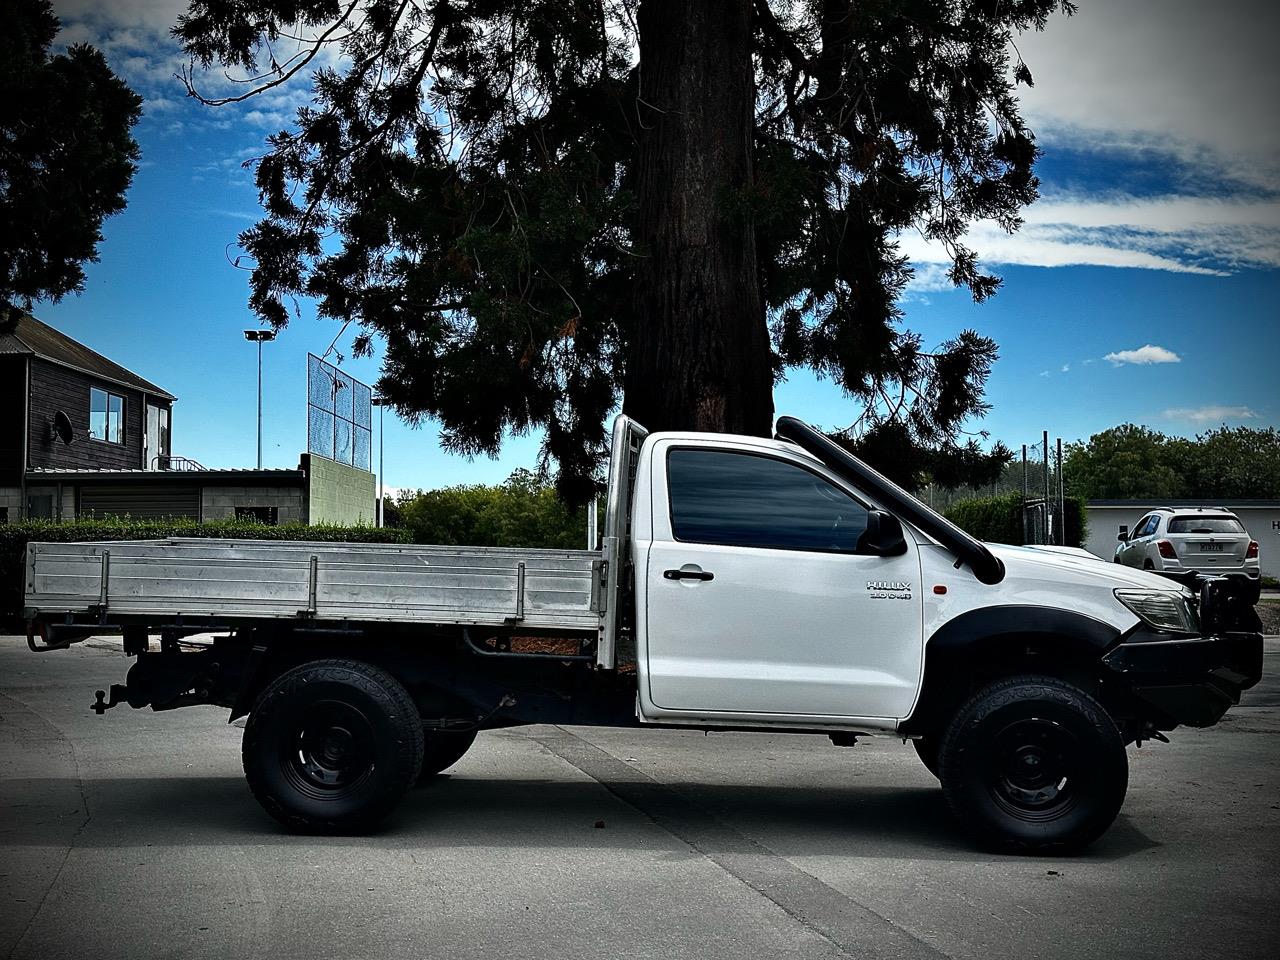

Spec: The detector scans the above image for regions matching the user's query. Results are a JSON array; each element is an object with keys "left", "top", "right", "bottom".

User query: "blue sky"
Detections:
[{"left": 35, "top": 1, "right": 1280, "bottom": 493}]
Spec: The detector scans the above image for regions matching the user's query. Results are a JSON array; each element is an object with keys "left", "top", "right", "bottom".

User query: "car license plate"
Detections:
[{"left": 1199, "top": 543, "right": 1224, "bottom": 552}]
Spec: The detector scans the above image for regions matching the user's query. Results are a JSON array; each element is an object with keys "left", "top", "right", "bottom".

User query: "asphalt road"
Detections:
[{"left": 2, "top": 636, "right": 1277, "bottom": 960}]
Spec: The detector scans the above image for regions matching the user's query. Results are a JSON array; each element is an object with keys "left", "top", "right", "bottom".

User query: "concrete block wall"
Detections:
[
  {"left": 306, "top": 456, "right": 376, "bottom": 525},
  {"left": 0, "top": 486, "right": 21, "bottom": 520},
  {"left": 19, "top": 485, "right": 76, "bottom": 520},
  {"left": 201, "top": 486, "right": 307, "bottom": 524}
]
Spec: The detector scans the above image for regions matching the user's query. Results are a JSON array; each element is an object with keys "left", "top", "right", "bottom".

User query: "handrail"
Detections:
[{"left": 152, "top": 455, "right": 207, "bottom": 471}]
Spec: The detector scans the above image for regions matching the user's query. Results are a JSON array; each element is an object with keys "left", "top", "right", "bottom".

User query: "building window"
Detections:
[
  {"left": 235, "top": 506, "right": 279, "bottom": 525},
  {"left": 90, "top": 388, "right": 125, "bottom": 444},
  {"left": 159, "top": 407, "right": 171, "bottom": 456},
  {"left": 0, "top": 506, "right": 8, "bottom": 524}
]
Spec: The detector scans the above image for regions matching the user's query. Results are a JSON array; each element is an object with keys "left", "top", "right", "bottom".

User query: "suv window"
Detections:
[
  {"left": 1168, "top": 516, "right": 1244, "bottom": 534},
  {"left": 668, "top": 448, "right": 868, "bottom": 553},
  {"left": 1134, "top": 515, "right": 1159, "bottom": 537}
]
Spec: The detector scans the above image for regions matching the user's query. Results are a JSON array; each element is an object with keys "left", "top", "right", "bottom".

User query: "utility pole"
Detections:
[{"left": 243, "top": 330, "right": 277, "bottom": 469}]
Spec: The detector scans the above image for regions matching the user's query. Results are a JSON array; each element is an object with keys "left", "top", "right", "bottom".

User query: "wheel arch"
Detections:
[{"left": 901, "top": 605, "right": 1122, "bottom": 737}]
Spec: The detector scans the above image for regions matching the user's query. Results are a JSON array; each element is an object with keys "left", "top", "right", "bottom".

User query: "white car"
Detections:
[{"left": 1115, "top": 506, "right": 1260, "bottom": 600}]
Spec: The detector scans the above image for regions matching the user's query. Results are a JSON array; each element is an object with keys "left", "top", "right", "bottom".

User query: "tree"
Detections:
[
  {"left": 175, "top": 0, "right": 1071, "bottom": 498},
  {"left": 1065, "top": 423, "right": 1280, "bottom": 501},
  {"left": 1064, "top": 425, "right": 1184, "bottom": 501},
  {"left": 1173, "top": 426, "right": 1280, "bottom": 500},
  {"left": 392, "top": 468, "right": 591, "bottom": 548},
  {"left": 0, "top": 0, "right": 143, "bottom": 327},
  {"left": 835, "top": 418, "right": 1010, "bottom": 494}
]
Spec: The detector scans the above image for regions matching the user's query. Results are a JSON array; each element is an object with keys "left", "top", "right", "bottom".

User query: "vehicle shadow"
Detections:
[{"left": 0, "top": 773, "right": 1157, "bottom": 863}]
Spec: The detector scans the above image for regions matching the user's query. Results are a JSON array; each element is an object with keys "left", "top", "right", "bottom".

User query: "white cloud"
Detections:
[
  {"left": 896, "top": 3, "right": 1280, "bottom": 282},
  {"left": 1103, "top": 345, "right": 1181, "bottom": 366},
  {"left": 903, "top": 262, "right": 955, "bottom": 294},
  {"left": 1060, "top": 364, "right": 1070, "bottom": 373},
  {"left": 898, "top": 190, "right": 1280, "bottom": 279},
  {"left": 1016, "top": 0, "right": 1280, "bottom": 190},
  {"left": 1160, "top": 405, "right": 1260, "bottom": 423},
  {"left": 52, "top": 0, "right": 336, "bottom": 134}
]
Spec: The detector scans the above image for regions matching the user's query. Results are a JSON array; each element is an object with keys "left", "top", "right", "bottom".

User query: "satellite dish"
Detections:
[{"left": 52, "top": 410, "right": 75, "bottom": 445}]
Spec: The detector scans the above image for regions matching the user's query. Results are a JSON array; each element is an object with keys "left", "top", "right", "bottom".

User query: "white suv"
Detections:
[{"left": 1115, "top": 507, "right": 1260, "bottom": 599}]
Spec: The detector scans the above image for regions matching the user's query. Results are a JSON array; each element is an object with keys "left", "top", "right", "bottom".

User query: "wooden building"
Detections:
[{"left": 0, "top": 313, "right": 370, "bottom": 525}]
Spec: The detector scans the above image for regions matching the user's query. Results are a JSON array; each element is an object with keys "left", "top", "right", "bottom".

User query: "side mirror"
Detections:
[
  {"left": 1117, "top": 525, "right": 1129, "bottom": 543},
  {"left": 860, "top": 510, "right": 908, "bottom": 557}
]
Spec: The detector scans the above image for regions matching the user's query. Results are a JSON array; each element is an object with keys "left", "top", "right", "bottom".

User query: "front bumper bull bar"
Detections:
[{"left": 1102, "top": 630, "right": 1263, "bottom": 728}]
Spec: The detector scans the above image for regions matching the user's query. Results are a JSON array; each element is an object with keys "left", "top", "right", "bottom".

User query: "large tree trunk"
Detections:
[{"left": 623, "top": 0, "right": 773, "bottom": 436}]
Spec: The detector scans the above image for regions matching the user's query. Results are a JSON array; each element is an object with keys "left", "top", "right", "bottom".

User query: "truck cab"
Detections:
[{"left": 632, "top": 429, "right": 926, "bottom": 727}]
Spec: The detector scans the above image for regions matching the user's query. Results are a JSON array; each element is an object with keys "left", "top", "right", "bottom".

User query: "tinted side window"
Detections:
[
  {"left": 1134, "top": 515, "right": 1156, "bottom": 537},
  {"left": 668, "top": 449, "right": 868, "bottom": 552}
]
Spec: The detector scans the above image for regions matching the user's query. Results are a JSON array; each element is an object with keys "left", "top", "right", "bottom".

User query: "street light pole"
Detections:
[
  {"left": 243, "top": 330, "right": 277, "bottom": 469},
  {"left": 371, "top": 396, "right": 390, "bottom": 527}
]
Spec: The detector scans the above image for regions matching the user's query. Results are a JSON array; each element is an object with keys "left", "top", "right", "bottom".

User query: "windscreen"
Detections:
[{"left": 1168, "top": 516, "right": 1244, "bottom": 534}]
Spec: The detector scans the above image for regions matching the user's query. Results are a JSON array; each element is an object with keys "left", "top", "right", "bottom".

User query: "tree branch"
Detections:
[{"left": 178, "top": 0, "right": 361, "bottom": 107}]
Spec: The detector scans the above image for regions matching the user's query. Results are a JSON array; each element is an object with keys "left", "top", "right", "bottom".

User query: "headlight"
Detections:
[{"left": 1115, "top": 589, "right": 1200, "bottom": 634}]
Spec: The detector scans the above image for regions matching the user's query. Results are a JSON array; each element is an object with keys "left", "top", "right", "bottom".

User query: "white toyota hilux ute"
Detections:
[{"left": 23, "top": 415, "right": 1263, "bottom": 852}]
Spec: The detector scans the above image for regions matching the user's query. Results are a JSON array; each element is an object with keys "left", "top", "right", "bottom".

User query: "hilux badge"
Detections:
[{"left": 866, "top": 580, "right": 913, "bottom": 599}]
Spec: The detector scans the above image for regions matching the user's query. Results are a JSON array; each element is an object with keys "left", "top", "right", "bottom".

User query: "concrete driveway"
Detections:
[{"left": 2, "top": 636, "right": 1277, "bottom": 960}]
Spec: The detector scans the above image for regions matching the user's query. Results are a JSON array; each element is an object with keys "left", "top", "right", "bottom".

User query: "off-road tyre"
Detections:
[
  {"left": 243, "top": 659, "right": 424, "bottom": 833},
  {"left": 938, "top": 674, "right": 1127, "bottom": 854},
  {"left": 416, "top": 729, "right": 479, "bottom": 784}
]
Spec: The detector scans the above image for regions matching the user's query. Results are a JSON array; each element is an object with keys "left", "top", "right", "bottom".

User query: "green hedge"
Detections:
[
  {"left": 2, "top": 518, "right": 410, "bottom": 621},
  {"left": 944, "top": 492, "right": 1088, "bottom": 548}
]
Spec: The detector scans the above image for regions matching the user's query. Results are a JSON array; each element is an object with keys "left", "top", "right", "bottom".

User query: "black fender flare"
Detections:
[{"left": 900, "top": 605, "right": 1122, "bottom": 735}]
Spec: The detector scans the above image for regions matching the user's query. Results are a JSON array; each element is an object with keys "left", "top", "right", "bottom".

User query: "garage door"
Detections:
[{"left": 78, "top": 484, "right": 201, "bottom": 520}]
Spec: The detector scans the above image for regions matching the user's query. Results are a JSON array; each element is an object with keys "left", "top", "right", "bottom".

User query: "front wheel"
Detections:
[
  {"left": 243, "top": 659, "right": 424, "bottom": 833},
  {"left": 938, "top": 675, "right": 1127, "bottom": 853}
]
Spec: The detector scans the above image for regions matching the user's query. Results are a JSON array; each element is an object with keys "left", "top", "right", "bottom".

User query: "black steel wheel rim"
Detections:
[
  {"left": 282, "top": 699, "right": 377, "bottom": 800},
  {"left": 986, "top": 717, "right": 1083, "bottom": 822}
]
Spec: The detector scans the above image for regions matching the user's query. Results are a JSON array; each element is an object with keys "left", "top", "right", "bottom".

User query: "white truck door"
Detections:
[{"left": 640, "top": 439, "right": 924, "bottom": 722}]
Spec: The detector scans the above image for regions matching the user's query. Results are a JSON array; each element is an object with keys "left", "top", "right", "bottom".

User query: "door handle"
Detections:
[{"left": 663, "top": 568, "right": 714, "bottom": 582}]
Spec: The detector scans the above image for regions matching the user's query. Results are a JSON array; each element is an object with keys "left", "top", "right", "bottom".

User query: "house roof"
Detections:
[
  {"left": 28, "top": 465, "right": 303, "bottom": 481},
  {"left": 26, "top": 467, "right": 306, "bottom": 486},
  {"left": 0, "top": 312, "right": 176, "bottom": 400}
]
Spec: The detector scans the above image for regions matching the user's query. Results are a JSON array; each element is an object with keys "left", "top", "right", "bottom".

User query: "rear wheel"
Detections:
[
  {"left": 243, "top": 659, "right": 424, "bottom": 833},
  {"left": 938, "top": 675, "right": 1127, "bottom": 853}
]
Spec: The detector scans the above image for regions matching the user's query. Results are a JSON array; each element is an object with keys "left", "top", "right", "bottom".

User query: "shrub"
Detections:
[
  {"left": 944, "top": 492, "right": 1088, "bottom": 548},
  {"left": 393, "top": 469, "right": 593, "bottom": 550},
  {"left": 2, "top": 518, "right": 409, "bottom": 621}
]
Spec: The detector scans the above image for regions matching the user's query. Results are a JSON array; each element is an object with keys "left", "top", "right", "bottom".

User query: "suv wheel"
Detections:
[{"left": 938, "top": 675, "right": 1127, "bottom": 853}]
